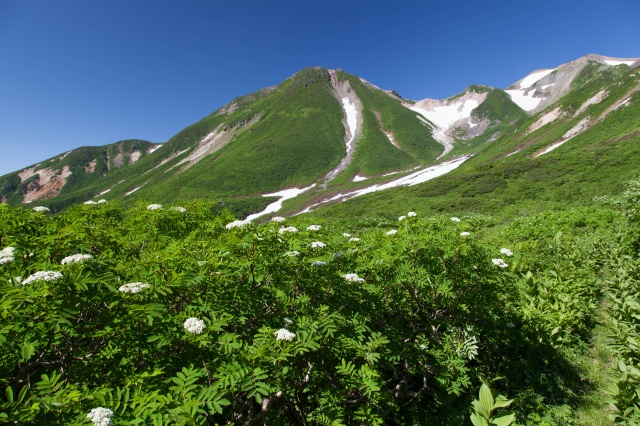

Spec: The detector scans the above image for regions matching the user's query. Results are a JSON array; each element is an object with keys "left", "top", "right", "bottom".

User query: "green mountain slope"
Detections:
[
  {"left": 310, "top": 60, "right": 640, "bottom": 222},
  {"left": 0, "top": 139, "right": 158, "bottom": 205}
]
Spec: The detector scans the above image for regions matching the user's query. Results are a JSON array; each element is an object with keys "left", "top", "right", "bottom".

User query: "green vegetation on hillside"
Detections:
[{"left": 1, "top": 177, "right": 639, "bottom": 423}]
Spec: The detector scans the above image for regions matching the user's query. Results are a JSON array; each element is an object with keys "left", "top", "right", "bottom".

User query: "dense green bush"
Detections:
[{"left": 0, "top": 198, "right": 627, "bottom": 424}]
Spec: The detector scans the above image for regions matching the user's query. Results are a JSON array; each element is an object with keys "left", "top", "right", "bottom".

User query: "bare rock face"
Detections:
[
  {"left": 506, "top": 54, "right": 640, "bottom": 113},
  {"left": 22, "top": 166, "right": 72, "bottom": 202}
]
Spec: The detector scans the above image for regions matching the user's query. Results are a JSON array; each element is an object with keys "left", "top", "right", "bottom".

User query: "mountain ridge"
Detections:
[{"left": 1, "top": 54, "right": 638, "bottom": 218}]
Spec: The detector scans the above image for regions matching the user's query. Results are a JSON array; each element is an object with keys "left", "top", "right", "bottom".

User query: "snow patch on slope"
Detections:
[
  {"left": 604, "top": 59, "right": 636, "bottom": 66},
  {"left": 342, "top": 97, "right": 358, "bottom": 152},
  {"left": 519, "top": 69, "right": 555, "bottom": 88},
  {"left": 245, "top": 184, "right": 317, "bottom": 221},
  {"left": 410, "top": 90, "right": 487, "bottom": 157},
  {"left": 300, "top": 157, "right": 470, "bottom": 214},
  {"left": 504, "top": 89, "right": 543, "bottom": 111}
]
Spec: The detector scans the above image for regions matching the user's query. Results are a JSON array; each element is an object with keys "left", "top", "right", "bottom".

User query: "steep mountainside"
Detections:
[
  {"left": 312, "top": 56, "right": 640, "bottom": 220},
  {"left": 0, "top": 140, "right": 159, "bottom": 205},
  {"left": 1, "top": 54, "right": 638, "bottom": 219}
]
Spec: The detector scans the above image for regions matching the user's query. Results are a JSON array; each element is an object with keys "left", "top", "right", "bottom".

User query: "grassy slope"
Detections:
[
  {"left": 0, "top": 140, "right": 156, "bottom": 206},
  {"left": 310, "top": 66, "right": 640, "bottom": 224},
  {"left": 338, "top": 72, "right": 442, "bottom": 179}
]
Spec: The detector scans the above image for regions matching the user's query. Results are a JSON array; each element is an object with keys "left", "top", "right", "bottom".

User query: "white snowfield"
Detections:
[
  {"left": 300, "top": 157, "right": 470, "bottom": 214},
  {"left": 504, "top": 88, "right": 543, "bottom": 111},
  {"left": 342, "top": 97, "right": 358, "bottom": 152},
  {"left": 518, "top": 69, "right": 554, "bottom": 89},
  {"left": 245, "top": 184, "right": 316, "bottom": 221},
  {"left": 410, "top": 99, "right": 479, "bottom": 130},
  {"left": 604, "top": 59, "right": 636, "bottom": 66}
]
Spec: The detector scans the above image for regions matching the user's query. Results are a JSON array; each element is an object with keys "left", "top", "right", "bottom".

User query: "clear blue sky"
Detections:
[{"left": 1, "top": 0, "right": 638, "bottom": 176}]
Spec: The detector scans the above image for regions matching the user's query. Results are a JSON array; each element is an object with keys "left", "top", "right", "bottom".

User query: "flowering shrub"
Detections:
[
  {"left": 0, "top": 200, "right": 622, "bottom": 424},
  {"left": 0, "top": 247, "right": 15, "bottom": 265},
  {"left": 21, "top": 270, "right": 63, "bottom": 285},
  {"left": 184, "top": 317, "right": 206, "bottom": 334},
  {"left": 118, "top": 282, "right": 151, "bottom": 293},
  {"left": 274, "top": 328, "right": 296, "bottom": 341},
  {"left": 61, "top": 253, "right": 92, "bottom": 265},
  {"left": 278, "top": 226, "right": 298, "bottom": 234}
]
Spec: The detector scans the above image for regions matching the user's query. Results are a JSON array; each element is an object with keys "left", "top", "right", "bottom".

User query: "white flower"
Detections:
[
  {"left": 386, "top": 229, "right": 397, "bottom": 236},
  {"left": 307, "top": 225, "right": 321, "bottom": 231},
  {"left": 398, "top": 216, "right": 406, "bottom": 221},
  {"left": 97, "top": 199, "right": 108, "bottom": 204},
  {"left": 311, "top": 261, "right": 326, "bottom": 266},
  {"left": 500, "top": 248, "right": 513, "bottom": 257},
  {"left": 87, "top": 407, "right": 114, "bottom": 426},
  {"left": 271, "top": 216, "right": 286, "bottom": 222},
  {"left": 343, "top": 273, "right": 365, "bottom": 283},
  {"left": 184, "top": 317, "right": 206, "bottom": 334},
  {"left": 284, "top": 250, "right": 300, "bottom": 257},
  {"left": 0, "top": 247, "right": 15, "bottom": 265},
  {"left": 310, "top": 241, "right": 326, "bottom": 248},
  {"left": 61, "top": 254, "right": 92, "bottom": 265},
  {"left": 226, "top": 219, "right": 251, "bottom": 229},
  {"left": 349, "top": 237, "right": 360, "bottom": 242},
  {"left": 343, "top": 233, "right": 351, "bottom": 237},
  {"left": 171, "top": 206, "right": 186, "bottom": 213},
  {"left": 22, "top": 271, "right": 63, "bottom": 285},
  {"left": 407, "top": 212, "right": 417, "bottom": 217},
  {"left": 450, "top": 217, "right": 461, "bottom": 222},
  {"left": 33, "top": 206, "right": 50, "bottom": 213},
  {"left": 283, "top": 317, "right": 294, "bottom": 325},
  {"left": 278, "top": 226, "right": 298, "bottom": 234},
  {"left": 118, "top": 282, "right": 151, "bottom": 293},
  {"left": 84, "top": 200, "right": 97, "bottom": 205},
  {"left": 492, "top": 258, "right": 509, "bottom": 268},
  {"left": 460, "top": 232, "right": 470, "bottom": 237},
  {"left": 147, "top": 204, "right": 163, "bottom": 210},
  {"left": 275, "top": 328, "right": 296, "bottom": 341}
]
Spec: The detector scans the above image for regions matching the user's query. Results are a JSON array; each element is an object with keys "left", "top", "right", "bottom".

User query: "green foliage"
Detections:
[{"left": 470, "top": 381, "right": 515, "bottom": 426}]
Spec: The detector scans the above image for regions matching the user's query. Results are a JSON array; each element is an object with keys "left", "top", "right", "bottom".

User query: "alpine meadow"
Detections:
[{"left": 1, "top": 54, "right": 640, "bottom": 425}]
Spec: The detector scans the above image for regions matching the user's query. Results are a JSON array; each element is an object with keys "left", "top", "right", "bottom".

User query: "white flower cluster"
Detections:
[
  {"left": 492, "top": 258, "right": 509, "bottom": 268},
  {"left": 22, "top": 271, "right": 63, "bottom": 285},
  {"left": 343, "top": 273, "right": 365, "bottom": 283},
  {"left": 226, "top": 219, "right": 251, "bottom": 229},
  {"left": 460, "top": 232, "right": 470, "bottom": 237},
  {"left": 184, "top": 317, "right": 206, "bottom": 334},
  {"left": 118, "top": 282, "right": 151, "bottom": 293},
  {"left": 97, "top": 199, "right": 107, "bottom": 204},
  {"left": 271, "top": 216, "right": 286, "bottom": 222},
  {"left": 61, "top": 253, "right": 92, "bottom": 265},
  {"left": 407, "top": 211, "right": 417, "bottom": 217},
  {"left": 343, "top": 233, "right": 351, "bottom": 237},
  {"left": 275, "top": 328, "right": 296, "bottom": 341},
  {"left": 87, "top": 407, "right": 113, "bottom": 426},
  {"left": 147, "top": 204, "right": 163, "bottom": 210},
  {"left": 279, "top": 226, "right": 298, "bottom": 234},
  {"left": 500, "top": 248, "right": 513, "bottom": 257},
  {"left": 171, "top": 206, "right": 187, "bottom": 213},
  {"left": 450, "top": 217, "right": 461, "bottom": 222},
  {"left": 307, "top": 225, "right": 321, "bottom": 231},
  {"left": 84, "top": 200, "right": 97, "bottom": 205},
  {"left": 33, "top": 206, "right": 50, "bottom": 213},
  {"left": 386, "top": 229, "right": 397, "bottom": 236},
  {"left": 0, "top": 247, "right": 15, "bottom": 265},
  {"left": 311, "top": 261, "right": 326, "bottom": 266},
  {"left": 310, "top": 241, "right": 326, "bottom": 248},
  {"left": 284, "top": 250, "right": 300, "bottom": 257},
  {"left": 398, "top": 216, "right": 406, "bottom": 221},
  {"left": 349, "top": 237, "right": 360, "bottom": 242}
]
